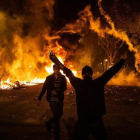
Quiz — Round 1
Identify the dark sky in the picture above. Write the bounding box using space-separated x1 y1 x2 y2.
54 0 140 27
0 0 140 31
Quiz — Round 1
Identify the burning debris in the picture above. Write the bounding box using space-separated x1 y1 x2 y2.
0 78 15 90
0 77 45 90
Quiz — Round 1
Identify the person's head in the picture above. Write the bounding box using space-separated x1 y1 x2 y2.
82 65 93 80
53 64 60 74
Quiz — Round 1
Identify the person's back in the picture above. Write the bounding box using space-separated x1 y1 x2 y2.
49 52 127 139
72 77 106 119
62 57 126 118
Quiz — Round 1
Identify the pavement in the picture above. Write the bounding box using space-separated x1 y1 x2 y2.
0 84 140 140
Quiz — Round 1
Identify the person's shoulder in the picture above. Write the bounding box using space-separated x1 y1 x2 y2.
92 76 101 82
77 77 83 82
92 76 105 86
46 74 54 79
61 74 66 79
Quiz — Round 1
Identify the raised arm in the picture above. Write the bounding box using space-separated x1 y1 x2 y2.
100 52 127 85
49 51 76 81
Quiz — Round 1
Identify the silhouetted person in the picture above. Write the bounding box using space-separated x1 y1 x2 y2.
49 52 127 140
37 64 67 140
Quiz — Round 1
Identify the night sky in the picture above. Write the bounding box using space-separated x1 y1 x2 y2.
0 0 140 31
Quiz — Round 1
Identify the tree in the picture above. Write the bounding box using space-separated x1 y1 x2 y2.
98 34 124 66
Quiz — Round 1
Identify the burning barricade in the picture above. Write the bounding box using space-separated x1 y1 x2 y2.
0 77 45 90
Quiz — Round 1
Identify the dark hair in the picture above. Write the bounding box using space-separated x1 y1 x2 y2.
82 65 93 75
53 64 60 70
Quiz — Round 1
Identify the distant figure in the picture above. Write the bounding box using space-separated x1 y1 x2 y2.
37 64 67 140
49 52 127 140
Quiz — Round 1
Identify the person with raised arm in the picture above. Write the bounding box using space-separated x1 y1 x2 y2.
49 51 127 140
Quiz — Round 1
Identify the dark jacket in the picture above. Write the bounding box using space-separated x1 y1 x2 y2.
38 73 67 102
63 59 125 119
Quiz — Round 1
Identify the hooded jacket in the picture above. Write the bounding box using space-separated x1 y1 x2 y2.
63 59 125 119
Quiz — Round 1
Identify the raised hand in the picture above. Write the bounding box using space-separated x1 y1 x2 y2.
49 51 57 62
121 52 127 60
49 51 65 70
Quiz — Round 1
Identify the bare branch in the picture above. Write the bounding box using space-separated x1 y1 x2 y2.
98 34 124 64
119 41 124 49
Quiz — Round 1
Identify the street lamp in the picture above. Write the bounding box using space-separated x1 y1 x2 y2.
104 59 108 70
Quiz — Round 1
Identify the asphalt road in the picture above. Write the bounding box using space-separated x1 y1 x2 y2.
0 84 140 140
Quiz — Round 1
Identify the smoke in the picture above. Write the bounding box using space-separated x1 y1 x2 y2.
108 69 140 87
97 0 139 71
56 0 140 69
0 0 140 86
51 0 140 86
0 0 55 80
